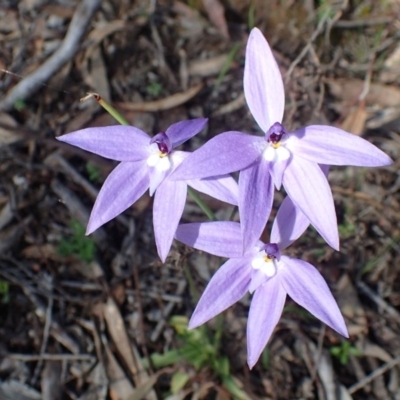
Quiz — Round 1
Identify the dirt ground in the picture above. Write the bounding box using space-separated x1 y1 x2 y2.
0 0 400 399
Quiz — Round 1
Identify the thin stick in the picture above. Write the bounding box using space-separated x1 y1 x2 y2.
31 291 53 386
0 0 102 111
7 354 95 361
357 281 400 323
348 356 400 394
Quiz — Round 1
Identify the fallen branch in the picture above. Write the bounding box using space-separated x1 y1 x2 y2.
115 84 203 112
0 0 102 112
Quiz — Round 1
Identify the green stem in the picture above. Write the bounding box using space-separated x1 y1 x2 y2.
83 93 130 126
187 187 216 221
184 264 199 302
83 94 218 223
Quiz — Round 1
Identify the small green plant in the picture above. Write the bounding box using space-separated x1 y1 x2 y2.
330 341 361 365
58 220 96 263
213 43 241 93
85 162 102 183
0 281 10 304
248 1 256 30
14 99 27 111
338 217 356 239
284 304 314 320
316 0 336 23
145 315 250 399
261 347 271 370
146 81 163 97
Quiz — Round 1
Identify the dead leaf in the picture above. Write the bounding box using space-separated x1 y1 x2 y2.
116 84 203 112
316 350 338 400
126 374 159 400
360 342 393 363
0 201 13 231
326 78 400 108
78 363 107 400
22 244 64 262
366 107 400 130
340 102 368 135
88 20 126 47
172 1 207 38
379 44 400 83
0 113 23 147
202 0 229 39
189 54 233 77
41 360 62 400
103 338 136 400
0 380 41 400
82 45 111 102
212 93 245 116
336 274 368 336
103 297 140 379
102 297 156 400
191 382 215 400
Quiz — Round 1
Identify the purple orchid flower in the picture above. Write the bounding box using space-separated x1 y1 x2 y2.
175 207 348 368
57 119 239 262
171 28 393 252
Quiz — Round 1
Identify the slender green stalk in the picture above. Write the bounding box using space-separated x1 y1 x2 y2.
83 94 217 221
184 264 199 302
81 93 130 126
213 43 241 94
248 0 256 30
188 187 216 221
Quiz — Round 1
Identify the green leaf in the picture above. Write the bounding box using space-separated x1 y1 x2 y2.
170 371 190 394
261 347 271 370
146 81 163 97
86 162 102 183
14 99 26 111
222 376 251 400
58 220 96 263
213 356 230 378
148 350 182 368
0 280 10 304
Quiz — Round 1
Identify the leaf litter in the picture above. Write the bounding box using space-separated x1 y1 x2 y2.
0 0 399 399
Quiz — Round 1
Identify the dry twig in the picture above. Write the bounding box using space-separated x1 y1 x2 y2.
348 356 400 394
0 0 102 111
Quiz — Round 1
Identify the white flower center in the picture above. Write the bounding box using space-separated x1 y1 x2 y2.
251 254 277 277
147 143 172 171
146 144 173 196
262 143 291 162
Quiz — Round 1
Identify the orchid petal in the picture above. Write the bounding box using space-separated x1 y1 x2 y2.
271 196 309 250
283 157 339 250
248 268 269 293
148 158 171 196
247 278 286 368
187 175 239 206
280 256 348 337
153 179 187 262
166 118 208 148
269 156 290 190
286 125 393 167
175 222 243 258
87 161 149 234
271 165 330 248
263 146 275 161
239 160 274 251
189 257 252 329
244 28 285 132
169 150 189 170
170 132 263 181
57 126 151 161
